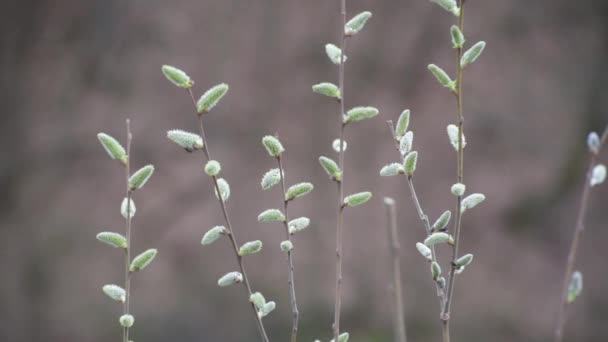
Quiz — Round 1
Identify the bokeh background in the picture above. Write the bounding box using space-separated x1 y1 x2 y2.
2 0 608 341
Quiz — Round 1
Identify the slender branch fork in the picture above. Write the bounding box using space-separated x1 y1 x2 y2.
186 89 270 342
276 156 300 342
385 198 408 342
554 126 608 342
333 0 348 340
123 119 133 342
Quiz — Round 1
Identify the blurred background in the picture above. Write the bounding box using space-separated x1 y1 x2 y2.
1 0 608 341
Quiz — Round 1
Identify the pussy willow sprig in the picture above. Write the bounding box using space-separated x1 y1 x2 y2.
161 66 272 342
96 119 158 342
312 4 376 342
380 1 487 341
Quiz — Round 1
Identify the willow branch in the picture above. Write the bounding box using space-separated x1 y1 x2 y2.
385 198 407 342
123 119 133 342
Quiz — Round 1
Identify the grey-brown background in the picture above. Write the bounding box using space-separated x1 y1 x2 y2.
2 0 608 341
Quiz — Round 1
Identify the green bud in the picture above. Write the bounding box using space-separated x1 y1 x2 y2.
455 253 474 267
430 0 460 16
119 314 134 328
215 178 231 202
161 65 192 88
288 217 310 234
102 284 126 302
330 332 350 342
130 248 158 272
258 301 276 318
167 129 204 151
280 240 293 252
344 191 372 207
404 151 418 176
325 44 347 65
121 197 136 219
250 292 266 309
258 209 285 222
343 106 379 123
567 271 583 303
319 156 342 181
399 131 414 155
395 109 410 139
201 226 226 245
447 124 466 151
588 132 600 154
431 261 442 280
239 240 263 256
424 232 454 246
450 25 465 48
345 11 372 36
591 164 606 187
97 133 127 164
96 232 127 249
432 210 451 232
428 64 455 90
332 139 347 153
461 193 486 212
380 163 405 177
217 271 243 287
196 83 229 113
451 183 466 196
416 242 432 261
461 41 486 68
204 160 221 176
262 135 284 157
286 182 314 201
129 164 154 190
261 168 282 190
312 82 341 99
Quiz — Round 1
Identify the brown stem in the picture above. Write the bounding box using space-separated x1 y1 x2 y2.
187 88 270 342
384 198 407 342
276 157 300 342
554 126 608 342
123 119 133 342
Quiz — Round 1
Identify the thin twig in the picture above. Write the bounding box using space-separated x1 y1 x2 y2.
333 0 348 341
554 126 608 342
441 2 466 341
123 119 133 342
186 88 270 342
276 156 300 342
384 198 407 342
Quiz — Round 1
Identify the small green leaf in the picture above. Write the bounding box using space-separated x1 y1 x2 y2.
428 64 455 90
450 25 465 48
431 261 442 280
258 209 285 222
102 284 126 302
345 11 372 35
96 232 127 248
204 160 221 177
432 210 451 232
424 232 454 246
215 178 231 202
399 131 414 155
567 271 583 303
395 109 411 140
97 133 127 164
167 129 204 151
280 240 293 252
461 41 486 68
250 292 266 309
121 197 136 219
130 249 158 272
447 124 466 151
404 151 418 176
218 271 243 287
451 183 466 196
330 332 350 342
461 193 486 212
201 226 226 245
196 83 229 113
325 44 347 65
344 191 372 207
343 106 379 123
286 182 314 201
129 164 154 190
430 0 460 16
119 314 134 328
319 156 342 181
312 82 341 99
239 240 263 256
591 164 606 187
455 253 474 267
288 217 310 234
262 136 284 157
416 242 432 260
380 163 405 177
161 65 192 88
258 301 276 318
261 168 282 190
